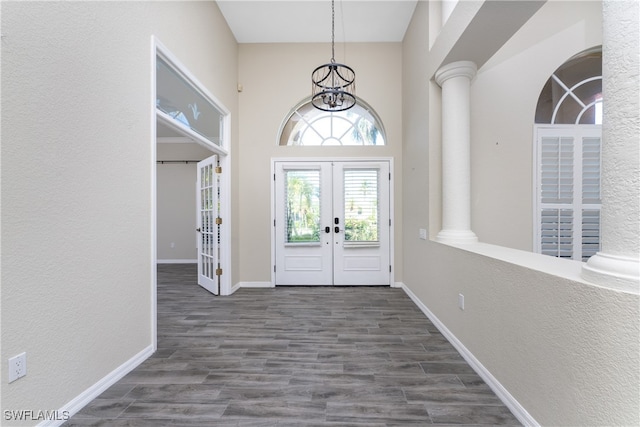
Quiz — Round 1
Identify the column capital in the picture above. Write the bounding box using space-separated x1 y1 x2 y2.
435 61 477 86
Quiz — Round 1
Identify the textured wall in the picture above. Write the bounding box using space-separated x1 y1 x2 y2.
1 1 238 419
600 0 640 256
403 1 639 425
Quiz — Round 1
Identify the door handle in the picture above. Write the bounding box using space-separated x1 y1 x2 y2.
335 226 340 233
325 226 331 233
196 228 201 232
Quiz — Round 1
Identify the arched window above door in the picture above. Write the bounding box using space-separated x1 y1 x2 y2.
278 98 386 146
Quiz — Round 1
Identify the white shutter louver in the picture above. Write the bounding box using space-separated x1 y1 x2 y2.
582 136 601 204
343 169 379 242
540 136 574 204
581 209 600 261
540 209 574 259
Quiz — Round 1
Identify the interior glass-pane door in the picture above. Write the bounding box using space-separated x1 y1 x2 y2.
333 162 390 285
197 155 218 294
274 162 332 285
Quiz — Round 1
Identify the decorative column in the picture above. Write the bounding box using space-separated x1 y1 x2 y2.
582 0 640 293
435 61 478 244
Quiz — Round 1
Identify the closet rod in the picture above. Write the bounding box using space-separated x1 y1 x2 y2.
156 160 201 164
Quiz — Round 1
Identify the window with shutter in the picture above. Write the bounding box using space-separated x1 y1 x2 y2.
534 47 602 262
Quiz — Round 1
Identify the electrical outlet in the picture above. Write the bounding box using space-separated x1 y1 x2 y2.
458 294 465 310
8 352 27 383
419 228 427 240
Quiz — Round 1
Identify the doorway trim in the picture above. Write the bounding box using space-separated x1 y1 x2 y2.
270 157 395 287
151 36 233 349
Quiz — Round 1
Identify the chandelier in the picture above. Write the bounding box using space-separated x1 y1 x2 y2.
311 0 356 112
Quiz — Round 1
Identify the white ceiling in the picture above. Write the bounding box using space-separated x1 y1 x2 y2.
216 0 419 43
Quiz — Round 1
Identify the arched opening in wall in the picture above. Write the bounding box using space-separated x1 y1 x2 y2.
278 97 386 146
533 47 602 262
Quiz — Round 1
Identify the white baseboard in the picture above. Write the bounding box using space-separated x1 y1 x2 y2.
157 259 197 264
39 345 154 427
238 281 274 288
399 283 539 427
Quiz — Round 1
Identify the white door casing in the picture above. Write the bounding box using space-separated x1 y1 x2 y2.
274 159 391 286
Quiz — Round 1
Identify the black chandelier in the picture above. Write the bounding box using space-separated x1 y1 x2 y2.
311 0 356 112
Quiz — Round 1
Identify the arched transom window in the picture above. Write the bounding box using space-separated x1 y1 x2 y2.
279 98 386 146
535 48 602 125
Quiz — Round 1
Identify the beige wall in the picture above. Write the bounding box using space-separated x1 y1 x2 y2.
237 43 403 283
1 0 238 419
403 1 639 425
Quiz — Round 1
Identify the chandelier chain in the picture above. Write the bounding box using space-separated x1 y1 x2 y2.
331 0 335 62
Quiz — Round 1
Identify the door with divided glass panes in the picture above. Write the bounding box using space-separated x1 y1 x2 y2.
196 155 219 295
274 161 390 286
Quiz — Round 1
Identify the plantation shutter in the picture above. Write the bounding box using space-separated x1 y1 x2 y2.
535 126 601 261
343 168 379 242
581 135 601 261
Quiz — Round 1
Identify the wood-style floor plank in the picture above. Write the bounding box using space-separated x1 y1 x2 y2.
65 264 520 426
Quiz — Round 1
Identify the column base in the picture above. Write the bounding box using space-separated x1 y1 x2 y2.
436 229 478 245
582 252 640 294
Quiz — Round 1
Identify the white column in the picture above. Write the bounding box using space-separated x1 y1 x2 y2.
582 0 640 293
435 61 478 244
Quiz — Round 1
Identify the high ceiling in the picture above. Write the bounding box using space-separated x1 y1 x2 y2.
216 0 419 43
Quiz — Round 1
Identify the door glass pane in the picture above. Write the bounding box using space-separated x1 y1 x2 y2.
343 169 379 242
285 170 321 243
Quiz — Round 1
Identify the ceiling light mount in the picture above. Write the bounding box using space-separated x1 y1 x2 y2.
311 0 356 112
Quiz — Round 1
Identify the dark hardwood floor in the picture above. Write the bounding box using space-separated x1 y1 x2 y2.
65 264 520 426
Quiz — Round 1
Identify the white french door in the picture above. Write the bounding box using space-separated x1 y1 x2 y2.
196 155 219 294
274 160 391 286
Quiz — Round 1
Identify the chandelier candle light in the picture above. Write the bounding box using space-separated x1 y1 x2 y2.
311 0 356 111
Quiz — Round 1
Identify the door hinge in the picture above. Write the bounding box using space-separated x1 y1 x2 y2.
215 166 222 174
215 217 222 225
389 265 392 273
274 265 276 272
274 219 276 227
389 172 391 180
274 173 276 181
216 268 223 276
389 219 391 226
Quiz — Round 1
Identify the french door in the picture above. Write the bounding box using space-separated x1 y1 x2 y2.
196 155 219 294
274 160 391 286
